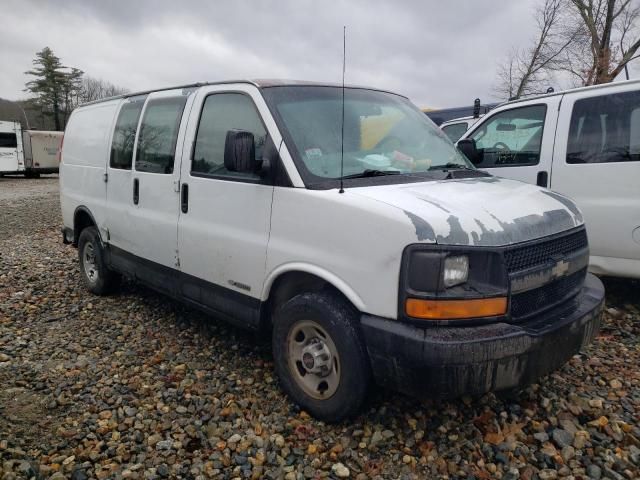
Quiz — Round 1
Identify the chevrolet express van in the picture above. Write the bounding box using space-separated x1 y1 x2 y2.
440 115 483 142
457 79 640 279
60 80 604 421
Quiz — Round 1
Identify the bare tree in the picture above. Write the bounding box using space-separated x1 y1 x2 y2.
495 0 640 99
559 0 640 84
76 76 128 105
495 0 573 99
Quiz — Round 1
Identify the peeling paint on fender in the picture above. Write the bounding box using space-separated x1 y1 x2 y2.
437 215 470 245
403 210 436 242
541 190 584 223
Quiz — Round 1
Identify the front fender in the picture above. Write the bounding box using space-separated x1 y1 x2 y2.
261 262 367 312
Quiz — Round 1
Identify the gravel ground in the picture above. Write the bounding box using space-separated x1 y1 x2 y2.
1 177 639 480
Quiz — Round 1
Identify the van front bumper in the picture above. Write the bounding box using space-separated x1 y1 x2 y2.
360 273 604 398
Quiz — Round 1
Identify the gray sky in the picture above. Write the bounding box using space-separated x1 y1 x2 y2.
1 0 636 109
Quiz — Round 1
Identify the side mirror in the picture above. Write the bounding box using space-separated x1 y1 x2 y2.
457 138 481 165
224 129 257 173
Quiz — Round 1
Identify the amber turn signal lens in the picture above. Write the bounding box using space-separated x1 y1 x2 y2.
405 297 507 320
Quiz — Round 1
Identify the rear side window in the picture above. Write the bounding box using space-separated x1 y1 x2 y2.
567 90 640 164
470 105 546 167
441 122 468 142
110 96 146 169
0 132 17 148
135 97 187 174
192 93 267 179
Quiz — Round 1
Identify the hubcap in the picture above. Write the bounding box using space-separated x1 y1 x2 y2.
287 320 340 399
83 242 99 283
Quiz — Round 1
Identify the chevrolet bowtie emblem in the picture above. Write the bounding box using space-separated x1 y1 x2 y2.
551 259 569 278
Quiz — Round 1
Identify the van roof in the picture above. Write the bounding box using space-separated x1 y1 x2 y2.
80 79 407 107
441 115 477 124
502 77 640 106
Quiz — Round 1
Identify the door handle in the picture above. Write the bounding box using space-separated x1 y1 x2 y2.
181 183 189 213
536 171 548 188
133 178 139 205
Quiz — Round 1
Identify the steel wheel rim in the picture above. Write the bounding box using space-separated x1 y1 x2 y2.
83 242 99 283
286 320 340 400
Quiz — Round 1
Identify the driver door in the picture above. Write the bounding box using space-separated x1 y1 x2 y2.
462 99 559 186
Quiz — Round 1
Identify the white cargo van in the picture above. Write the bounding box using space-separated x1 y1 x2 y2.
457 79 640 279
0 120 62 176
60 80 604 421
440 115 483 142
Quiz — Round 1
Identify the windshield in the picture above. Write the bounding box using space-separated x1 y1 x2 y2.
261 86 472 186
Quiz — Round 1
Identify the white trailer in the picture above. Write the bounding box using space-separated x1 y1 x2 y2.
22 130 63 175
0 120 62 176
0 120 24 174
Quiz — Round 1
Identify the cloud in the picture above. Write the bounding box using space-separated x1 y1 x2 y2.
2 0 546 108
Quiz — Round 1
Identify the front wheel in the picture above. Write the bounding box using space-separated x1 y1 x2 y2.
272 291 371 422
77 226 119 295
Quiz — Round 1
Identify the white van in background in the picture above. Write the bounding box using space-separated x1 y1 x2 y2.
60 80 603 421
457 79 640 279
0 120 62 177
440 115 484 142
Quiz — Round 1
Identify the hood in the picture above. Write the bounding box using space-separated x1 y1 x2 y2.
350 176 584 246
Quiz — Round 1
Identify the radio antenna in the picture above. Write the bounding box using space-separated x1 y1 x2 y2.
339 26 346 194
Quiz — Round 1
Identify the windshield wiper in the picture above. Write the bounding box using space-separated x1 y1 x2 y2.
342 169 401 179
429 162 475 171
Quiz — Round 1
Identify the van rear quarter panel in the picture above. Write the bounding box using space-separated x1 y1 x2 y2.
60 101 119 233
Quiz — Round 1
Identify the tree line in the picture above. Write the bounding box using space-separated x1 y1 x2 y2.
4 47 128 131
495 0 640 100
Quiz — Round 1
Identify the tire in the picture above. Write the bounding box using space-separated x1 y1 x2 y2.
77 226 119 295
272 291 371 422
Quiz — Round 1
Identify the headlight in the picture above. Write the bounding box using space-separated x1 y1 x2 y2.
401 246 509 323
443 255 469 287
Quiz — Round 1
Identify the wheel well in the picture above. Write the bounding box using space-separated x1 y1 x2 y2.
73 209 96 245
265 272 353 327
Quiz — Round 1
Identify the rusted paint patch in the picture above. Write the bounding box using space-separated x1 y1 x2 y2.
403 210 436 241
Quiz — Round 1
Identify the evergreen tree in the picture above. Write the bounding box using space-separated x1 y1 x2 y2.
24 47 81 130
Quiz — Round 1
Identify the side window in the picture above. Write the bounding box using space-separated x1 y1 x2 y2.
110 96 146 169
441 122 468 142
567 90 640 164
192 93 267 179
135 97 187 174
0 133 18 149
470 105 546 167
